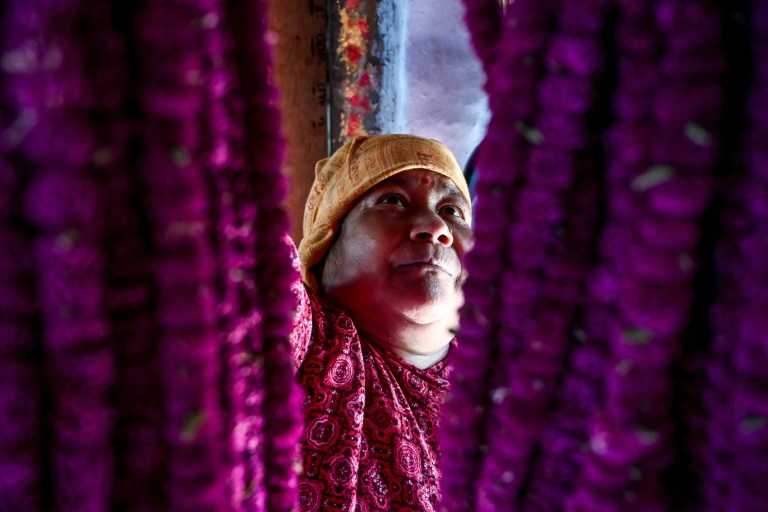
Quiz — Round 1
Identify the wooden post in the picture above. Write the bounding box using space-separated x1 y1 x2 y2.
268 0 329 242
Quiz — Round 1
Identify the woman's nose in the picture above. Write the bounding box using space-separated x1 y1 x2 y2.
410 210 453 247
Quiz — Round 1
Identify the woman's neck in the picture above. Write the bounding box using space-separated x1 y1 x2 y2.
392 342 450 370
357 315 454 369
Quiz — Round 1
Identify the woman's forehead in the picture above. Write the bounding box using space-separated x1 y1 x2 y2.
347 168 473 225
377 169 462 195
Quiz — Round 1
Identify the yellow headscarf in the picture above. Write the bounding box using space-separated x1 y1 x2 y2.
298 134 471 290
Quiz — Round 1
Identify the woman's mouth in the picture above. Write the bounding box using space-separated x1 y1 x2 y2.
397 261 453 276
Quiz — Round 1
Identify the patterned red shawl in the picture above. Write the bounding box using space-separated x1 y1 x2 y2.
290 278 452 511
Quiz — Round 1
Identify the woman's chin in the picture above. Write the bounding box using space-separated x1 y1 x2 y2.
387 278 459 324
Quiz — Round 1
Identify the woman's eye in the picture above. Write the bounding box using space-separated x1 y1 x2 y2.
439 204 464 219
378 193 406 206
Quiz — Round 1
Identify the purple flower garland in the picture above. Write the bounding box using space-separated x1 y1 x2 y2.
449 0 732 510
440 1 564 509
227 2 305 509
201 1 303 509
461 0 505 78
441 1 611 510
473 0 609 510
200 3 268 509
82 4 171 509
703 2 768 510
6 0 120 510
513 4 613 507
136 1 230 508
1 0 304 509
0 77 43 512
0 167 42 510
532 0 673 508
565 1 724 510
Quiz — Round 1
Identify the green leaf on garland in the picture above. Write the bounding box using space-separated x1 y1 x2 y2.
244 479 256 499
636 428 659 445
685 122 712 147
679 253 695 272
631 165 675 191
615 360 633 376
92 147 113 166
201 12 220 29
172 146 191 167
623 328 654 344
740 416 767 434
180 411 206 442
55 229 79 250
515 121 543 145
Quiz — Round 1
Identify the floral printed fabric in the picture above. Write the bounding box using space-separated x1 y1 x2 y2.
289 276 451 511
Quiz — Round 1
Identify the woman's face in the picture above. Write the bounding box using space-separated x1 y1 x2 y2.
321 169 472 328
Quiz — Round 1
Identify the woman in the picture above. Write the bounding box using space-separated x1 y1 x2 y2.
287 134 472 511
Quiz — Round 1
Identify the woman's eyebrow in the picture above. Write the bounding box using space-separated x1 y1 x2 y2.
442 189 470 209
376 175 468 208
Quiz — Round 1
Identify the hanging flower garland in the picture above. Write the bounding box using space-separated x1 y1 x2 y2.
0 2 45 508
474 0 609 509
520 0 668 507
440 0 561 509
5 0 120 509
512 1 613 508
229 1 305 509
199 3 268 509
136 1 230 508
461 0 505 78
0 95 43 512
247 0 304 511
703 2 768 509
565 1 724 510
1 0 300 510
0 159 42 508
449 0 730 510
78 3 172 509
